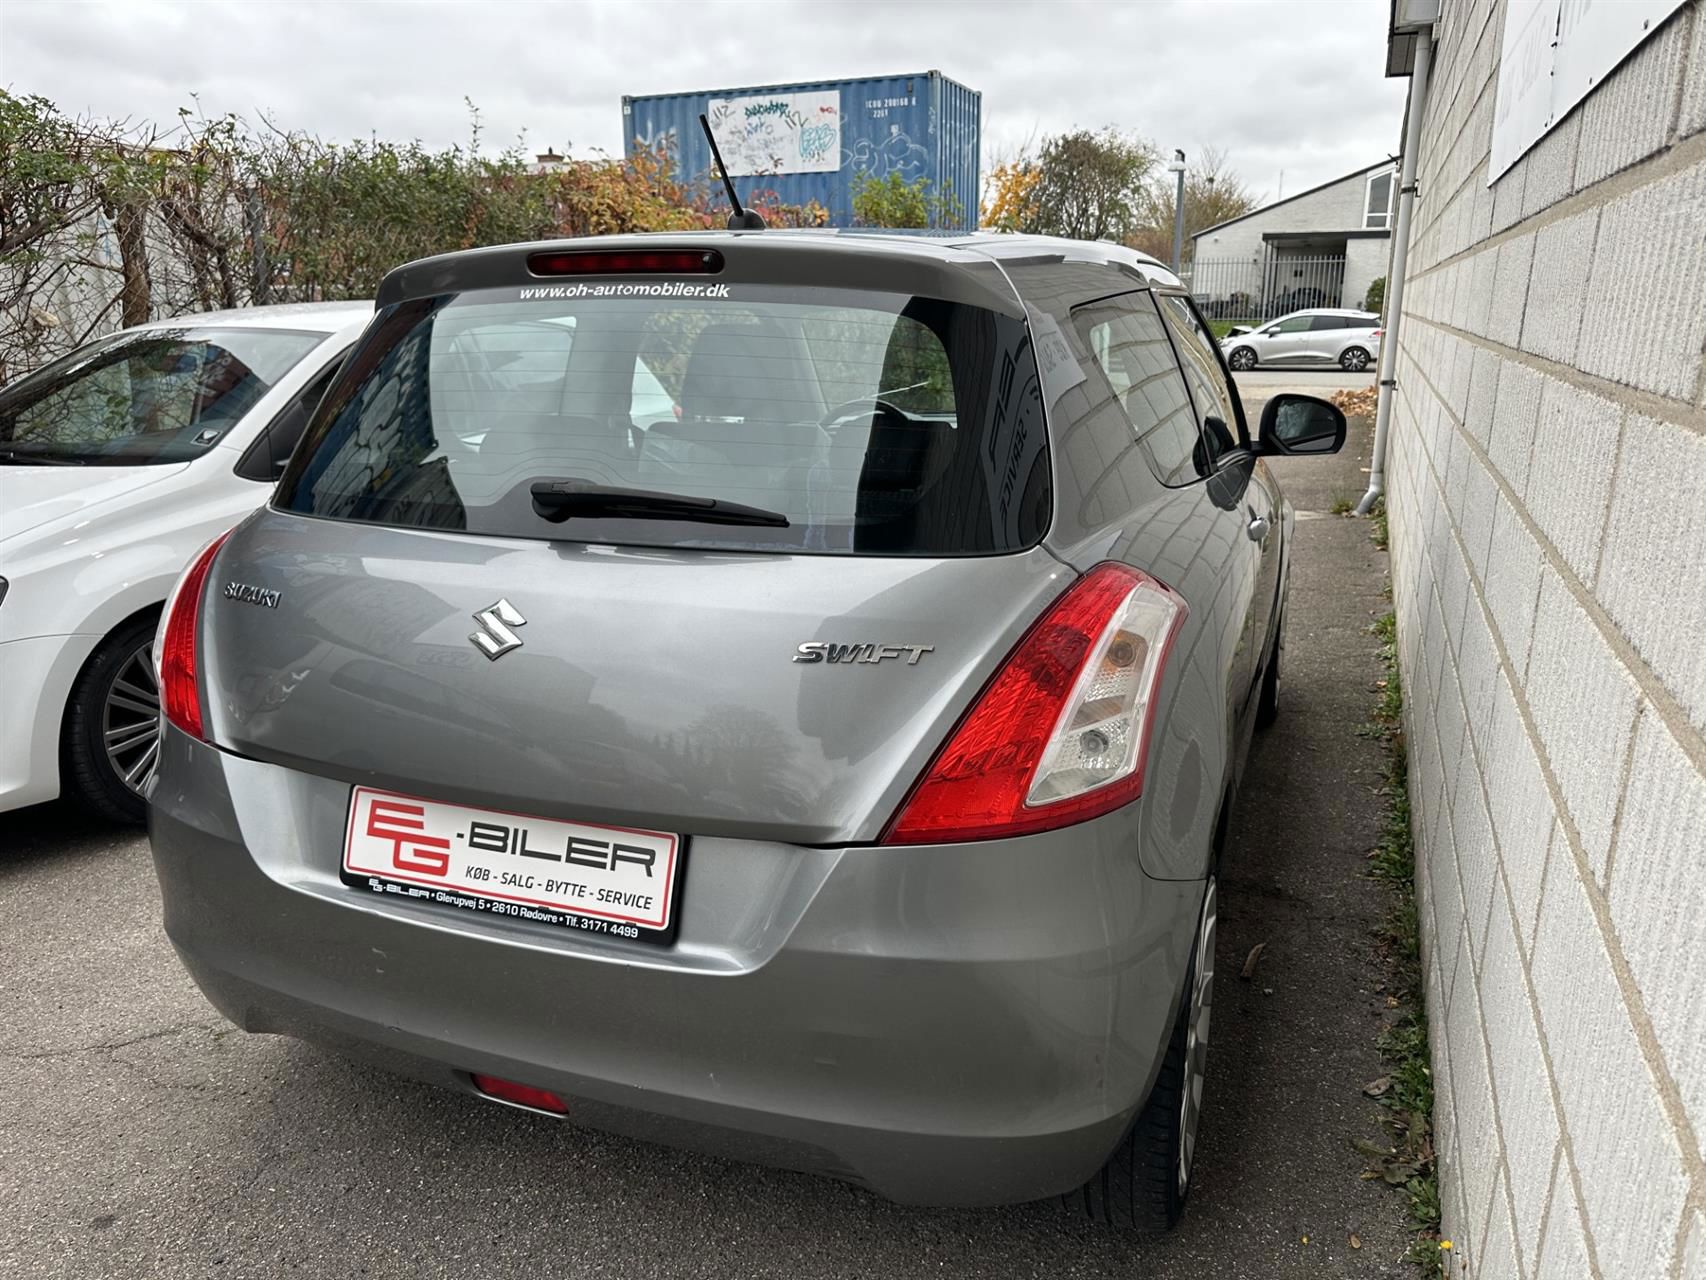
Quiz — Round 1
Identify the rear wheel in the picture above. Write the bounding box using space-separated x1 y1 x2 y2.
1227 346 1256 372
1339 345 1370 372
1076 876 1217 1232
63 615 160 825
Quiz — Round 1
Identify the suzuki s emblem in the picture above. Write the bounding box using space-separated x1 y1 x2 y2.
470 599 526 661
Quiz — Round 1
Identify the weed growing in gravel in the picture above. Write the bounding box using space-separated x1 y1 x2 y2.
1363 610 1443 1276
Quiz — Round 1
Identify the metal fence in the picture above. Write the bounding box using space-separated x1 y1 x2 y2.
1182 254 1351 322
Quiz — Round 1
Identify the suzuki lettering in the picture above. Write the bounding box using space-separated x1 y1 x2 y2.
470 598 526 660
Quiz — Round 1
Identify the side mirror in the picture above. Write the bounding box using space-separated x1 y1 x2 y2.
1259 394 1346 456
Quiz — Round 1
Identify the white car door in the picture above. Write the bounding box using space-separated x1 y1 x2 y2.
1256 314 1313 365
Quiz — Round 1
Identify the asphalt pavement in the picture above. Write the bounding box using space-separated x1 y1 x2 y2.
0 372 1409 1279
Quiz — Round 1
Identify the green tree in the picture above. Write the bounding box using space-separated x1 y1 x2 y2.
850 170 961 228
1363 276 1386 314
1022 128 1158 241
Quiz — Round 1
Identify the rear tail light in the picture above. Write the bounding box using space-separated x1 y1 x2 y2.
1371 329 1384 339
156 530 232 742
526 249 723 276
883 563 1187 845
472 1073 569 1115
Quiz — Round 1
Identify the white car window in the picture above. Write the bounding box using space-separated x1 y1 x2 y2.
0 327 323 465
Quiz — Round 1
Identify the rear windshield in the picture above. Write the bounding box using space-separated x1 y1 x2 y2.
275 287 1049 555
0 327 323 466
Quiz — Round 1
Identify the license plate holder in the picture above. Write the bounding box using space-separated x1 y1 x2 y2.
340 786 683 946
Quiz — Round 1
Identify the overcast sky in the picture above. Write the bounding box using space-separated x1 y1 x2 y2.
2 0 1405 207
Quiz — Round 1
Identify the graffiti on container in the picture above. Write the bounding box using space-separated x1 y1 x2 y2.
706 91 841 175
632 121 679 156
842 125 929 181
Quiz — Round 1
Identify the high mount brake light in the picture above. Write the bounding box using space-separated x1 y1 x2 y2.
882 563 1187 845
158 530 232 742
525 249 724 277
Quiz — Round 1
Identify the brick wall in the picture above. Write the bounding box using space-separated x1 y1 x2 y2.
1385 1 1706 1276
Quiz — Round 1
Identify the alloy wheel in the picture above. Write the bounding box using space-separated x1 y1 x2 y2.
1229 348 1255 371
1178 874 1217 1194
102 641 161 796
1341 347 1370 372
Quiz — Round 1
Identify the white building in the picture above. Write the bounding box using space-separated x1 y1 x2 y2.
1188 160 1395 319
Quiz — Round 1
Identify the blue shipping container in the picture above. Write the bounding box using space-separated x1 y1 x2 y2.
622 71 981 230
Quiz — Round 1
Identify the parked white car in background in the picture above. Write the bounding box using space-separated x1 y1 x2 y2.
1221 309 1382 372
0 301 372 821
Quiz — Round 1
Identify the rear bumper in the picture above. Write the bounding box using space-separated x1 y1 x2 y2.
148 730 1203 1207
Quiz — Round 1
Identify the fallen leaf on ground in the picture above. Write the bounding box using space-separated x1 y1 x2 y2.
1240 942 1267 980
1353 1137 1394 1158
1363 1075 1391 1098
1330 386 1380 416
1350 1234 1362 1249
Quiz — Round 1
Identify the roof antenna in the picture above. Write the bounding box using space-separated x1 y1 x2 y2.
699 114 766 230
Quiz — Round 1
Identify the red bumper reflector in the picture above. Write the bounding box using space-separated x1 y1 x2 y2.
525 249 723 276
471 1073 569 1115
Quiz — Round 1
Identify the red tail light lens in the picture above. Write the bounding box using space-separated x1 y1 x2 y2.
526 249 723 276
158 531 232 742
883 563 1187 845
1371 329 1384 338
472 1073 569 1115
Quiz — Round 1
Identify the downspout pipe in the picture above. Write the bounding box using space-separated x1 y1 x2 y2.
1356 30 1433 516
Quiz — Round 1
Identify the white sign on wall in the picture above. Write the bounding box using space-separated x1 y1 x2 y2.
1489 0 1688 181
706 91 842 176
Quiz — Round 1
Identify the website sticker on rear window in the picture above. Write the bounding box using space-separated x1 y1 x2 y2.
517 282 732 301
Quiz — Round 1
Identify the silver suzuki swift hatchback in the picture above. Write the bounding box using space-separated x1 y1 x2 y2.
149 231 1345 1231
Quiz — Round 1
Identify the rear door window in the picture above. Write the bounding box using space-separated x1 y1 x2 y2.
1071 293 1205 488
276 288 1048 556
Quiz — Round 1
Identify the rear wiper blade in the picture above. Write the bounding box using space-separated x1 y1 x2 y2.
529 479 789 528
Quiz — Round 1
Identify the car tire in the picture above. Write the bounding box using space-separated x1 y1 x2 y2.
1074 876 1217 1233
1227 347 1256 372
1255 610 1282 730
62 614 161 825
1339 346 1370 372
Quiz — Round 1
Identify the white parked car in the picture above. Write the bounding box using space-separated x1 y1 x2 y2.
0 302 372 821
1221 309 1382 373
